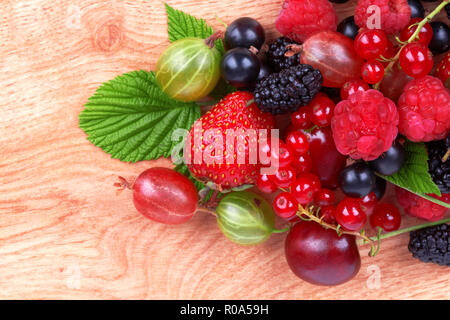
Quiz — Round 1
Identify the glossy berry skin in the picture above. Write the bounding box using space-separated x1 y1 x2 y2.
369 143 406 176
260 140 294 168
271 166 296 188
407 0 425 19
337 16 359 40
339 162 376 198
308 93 335 127
273 192 299 220
285 220 361 286
304 127 347 189
314 188 335 206
399 43 434 79
435 52 450 88
256 173 277 194
335 197 367 231
286 131 309 155
320 205 336 224
300 31 364 88
224 17 265 50
370 203 402 232
133 168 198 225
361 61 385 84
354 29 389 61
399 18 433 46
221 48 261 88
359 192 378 216
373 176 387 200
291 108 312 130
428 22 449 55
292 154 313 174
341 79 369 100
292 173 321 205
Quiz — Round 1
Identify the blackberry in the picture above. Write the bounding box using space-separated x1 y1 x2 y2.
266 37 301 72
426 134 450 194
254 65 323 115
408 223 450 267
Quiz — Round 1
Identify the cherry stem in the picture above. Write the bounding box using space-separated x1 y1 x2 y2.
373 0 450 89
205 31 224 48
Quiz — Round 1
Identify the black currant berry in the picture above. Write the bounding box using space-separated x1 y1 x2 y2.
337 16 359 40
369 144 406 176
408 0 425 19
429 22 449 54
224 17 265 50
373 177 387 201
221 48 261 88
255 61 271 83
339 162 376 198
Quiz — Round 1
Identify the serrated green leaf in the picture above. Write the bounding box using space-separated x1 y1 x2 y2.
379 141 441 197
164 3 225 54
79 70 200 163
174 162 205 191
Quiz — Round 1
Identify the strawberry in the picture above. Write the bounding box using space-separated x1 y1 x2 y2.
185 91 275 190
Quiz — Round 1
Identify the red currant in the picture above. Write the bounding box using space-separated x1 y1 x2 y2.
308 93 335 127
399 43 434 78
361 61 385 84
286 131 309 155
354 29 389 60
399 18 433 46
319 205 336 224
370 203 401 232
335 197 367 231
271 166 296 188
314 188 335 206
292 153 312 174
341 79 370 100
260 140 294 168
273 192 299 219
256 173 277 194
359 192 378 216
291 173 321 205
291 107 312 130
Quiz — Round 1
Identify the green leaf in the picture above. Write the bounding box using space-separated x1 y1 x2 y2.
164 3 225 54
379 141 441 197
174 162 205 191
79 70 200 163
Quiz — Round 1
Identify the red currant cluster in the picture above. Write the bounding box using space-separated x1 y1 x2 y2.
256 92 402 234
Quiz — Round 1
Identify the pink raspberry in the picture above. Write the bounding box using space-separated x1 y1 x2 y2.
355 0 411 34
331 89 399 161
275 0 337 43
398 76 450 142
396 187 450 221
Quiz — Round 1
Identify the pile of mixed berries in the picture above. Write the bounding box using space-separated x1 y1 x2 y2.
122 0 450 286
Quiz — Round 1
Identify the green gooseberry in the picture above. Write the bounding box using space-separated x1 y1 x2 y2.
216 191 276 245
155 36 221 102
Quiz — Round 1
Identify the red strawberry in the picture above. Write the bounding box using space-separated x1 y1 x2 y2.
436 52 450 89
185 92 275 190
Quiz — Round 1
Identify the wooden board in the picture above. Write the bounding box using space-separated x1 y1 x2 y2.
0 0 448 300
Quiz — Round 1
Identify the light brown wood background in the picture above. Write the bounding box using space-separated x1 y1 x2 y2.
0 0 448 300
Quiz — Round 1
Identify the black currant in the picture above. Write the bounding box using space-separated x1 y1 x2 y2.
339 162 376 198
221 48 261 88
369 144 406 176
429 22 449 54
407 0 425 19
224 17 265 50
337 16 359 40
256 61 271 83
373 177 387 201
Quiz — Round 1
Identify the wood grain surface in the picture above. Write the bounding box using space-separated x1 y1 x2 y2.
0 0 448 300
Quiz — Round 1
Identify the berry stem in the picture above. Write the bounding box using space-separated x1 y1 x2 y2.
205 31 224 48
369 217 450 241
272 226 290 234
374 0 450 89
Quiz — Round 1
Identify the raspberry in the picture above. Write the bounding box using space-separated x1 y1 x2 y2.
186 92 275 190
396 187 450 222
397 76 450 142
275 0 338 43
331 89 399 161
355 0 411 35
